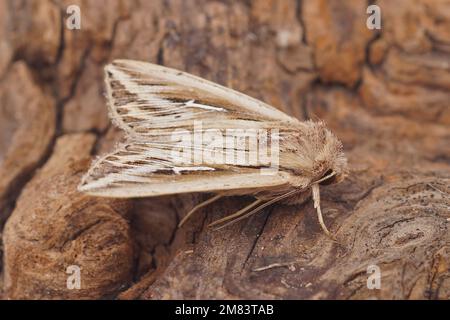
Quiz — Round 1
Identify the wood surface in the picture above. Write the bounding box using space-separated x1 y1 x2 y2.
0 0 449 299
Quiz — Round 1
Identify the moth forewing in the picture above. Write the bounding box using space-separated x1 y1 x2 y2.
79 59 348 237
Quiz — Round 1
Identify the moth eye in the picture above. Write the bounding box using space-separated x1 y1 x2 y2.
319 169 336 186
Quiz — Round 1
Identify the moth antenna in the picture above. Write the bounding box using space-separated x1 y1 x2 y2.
178 194 223 227
312 184 337 241
212 189 300 231
208 199 264 228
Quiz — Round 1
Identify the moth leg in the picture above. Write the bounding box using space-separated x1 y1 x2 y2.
211 199 272 231
178 194 223 227
208 199 263 229
312 184 337 241
212 189 300 231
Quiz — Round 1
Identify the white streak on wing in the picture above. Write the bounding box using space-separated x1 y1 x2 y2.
123 166 162 175
185 99 226 112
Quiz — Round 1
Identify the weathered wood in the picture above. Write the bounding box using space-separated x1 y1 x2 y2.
0 0 449 299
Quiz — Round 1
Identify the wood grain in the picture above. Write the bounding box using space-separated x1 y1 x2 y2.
0 0 449 299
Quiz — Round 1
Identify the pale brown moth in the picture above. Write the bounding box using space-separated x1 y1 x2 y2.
78 60 348 238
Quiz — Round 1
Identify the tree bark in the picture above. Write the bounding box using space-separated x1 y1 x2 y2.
0 0 449 299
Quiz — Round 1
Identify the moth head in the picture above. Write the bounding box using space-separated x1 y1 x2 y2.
313 123 348 186
294 121 348 187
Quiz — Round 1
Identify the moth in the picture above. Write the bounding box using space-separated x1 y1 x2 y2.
78 60 348 238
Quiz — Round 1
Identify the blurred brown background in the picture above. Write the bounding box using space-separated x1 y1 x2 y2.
0 0 449 299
